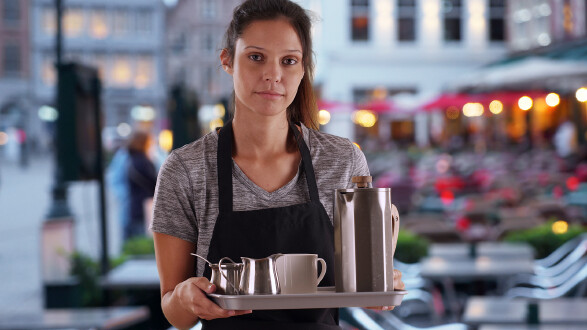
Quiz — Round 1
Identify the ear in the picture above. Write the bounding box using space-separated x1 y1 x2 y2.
220 49 233 75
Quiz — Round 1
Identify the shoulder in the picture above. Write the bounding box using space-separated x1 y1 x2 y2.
158 132 217 179
303 125 356 154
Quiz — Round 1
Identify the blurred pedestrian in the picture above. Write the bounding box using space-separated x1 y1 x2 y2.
106 143 131 242
126 130 158 240
553 119 578 171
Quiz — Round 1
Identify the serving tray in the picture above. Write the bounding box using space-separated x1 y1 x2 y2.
208 287 407 310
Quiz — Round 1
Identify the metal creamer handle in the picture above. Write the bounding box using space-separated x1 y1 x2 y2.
218 257 240 295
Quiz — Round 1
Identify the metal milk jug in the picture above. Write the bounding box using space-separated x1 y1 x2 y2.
333 176 400 292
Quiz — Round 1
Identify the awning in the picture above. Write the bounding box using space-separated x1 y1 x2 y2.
422 90 549 110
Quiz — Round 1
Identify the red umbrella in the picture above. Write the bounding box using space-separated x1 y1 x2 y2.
422 93 471 111
356 99 395 113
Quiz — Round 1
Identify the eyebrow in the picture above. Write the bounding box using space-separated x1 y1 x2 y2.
244 45 302 54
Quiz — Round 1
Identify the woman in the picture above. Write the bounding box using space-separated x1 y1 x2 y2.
152 1 404 329
126 130 157 240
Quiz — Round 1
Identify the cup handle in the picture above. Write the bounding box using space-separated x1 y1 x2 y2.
316 258 327 285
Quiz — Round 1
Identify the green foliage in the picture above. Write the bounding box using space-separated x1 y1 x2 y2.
395 229 430 263
503 220 587 259
122 236 155 256
69 251 102 307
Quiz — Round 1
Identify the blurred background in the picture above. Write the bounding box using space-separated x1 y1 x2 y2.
1 0 587 329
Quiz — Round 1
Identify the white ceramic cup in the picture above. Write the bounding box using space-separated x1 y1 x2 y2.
276 254 327 294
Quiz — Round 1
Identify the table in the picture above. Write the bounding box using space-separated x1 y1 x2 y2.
420 256 534 318
429 242 534 260
480 326 587 330
420 256 534 280
0 306 149 330
101 258 160 289
464 296 587 327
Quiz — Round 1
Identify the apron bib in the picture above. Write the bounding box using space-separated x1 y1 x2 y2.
201 120 340 330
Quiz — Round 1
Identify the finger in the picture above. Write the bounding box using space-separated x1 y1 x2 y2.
232 310 253 316
193 277 216 294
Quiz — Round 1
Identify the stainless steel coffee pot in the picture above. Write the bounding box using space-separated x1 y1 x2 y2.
333 176 400 292
239 254 283 295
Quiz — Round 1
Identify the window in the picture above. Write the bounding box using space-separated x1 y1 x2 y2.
90 9 109 39
489 0 505 41
135 9 153 36
112 54 132 86
42 6 56 36
172 33 186 54
64 8 84 37
3 44 21 76
42 54 56 86
397 0 416 42
351 0 370 41
443 0 462 41
135 55 153 89
3 0 20 23
113 9 130 37
202 0 216 19
203 33 215 54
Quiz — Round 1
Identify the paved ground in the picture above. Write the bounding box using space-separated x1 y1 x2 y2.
0 154 123 315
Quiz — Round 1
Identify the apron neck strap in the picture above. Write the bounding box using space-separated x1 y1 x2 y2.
217 120 320 213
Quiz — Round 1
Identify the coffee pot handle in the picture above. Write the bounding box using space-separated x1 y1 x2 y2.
316 257 327 285
218 257 240 295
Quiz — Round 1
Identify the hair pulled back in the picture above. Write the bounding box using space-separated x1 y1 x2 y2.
222 0 318 129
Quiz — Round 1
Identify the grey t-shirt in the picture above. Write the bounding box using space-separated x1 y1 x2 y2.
151 124 370 276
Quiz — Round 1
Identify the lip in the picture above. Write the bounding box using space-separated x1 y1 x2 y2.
256 91 284 100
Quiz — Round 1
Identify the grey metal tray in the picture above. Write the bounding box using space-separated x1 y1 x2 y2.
208 287 407 310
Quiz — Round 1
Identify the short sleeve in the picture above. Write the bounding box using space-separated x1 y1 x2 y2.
348 142 370 188
151 151 198 243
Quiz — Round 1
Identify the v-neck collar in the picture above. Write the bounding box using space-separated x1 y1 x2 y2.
214 123 311 199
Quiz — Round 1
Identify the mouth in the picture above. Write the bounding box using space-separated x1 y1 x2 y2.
255 91 284 100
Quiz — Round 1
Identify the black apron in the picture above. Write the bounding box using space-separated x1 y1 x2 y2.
201 120 340 330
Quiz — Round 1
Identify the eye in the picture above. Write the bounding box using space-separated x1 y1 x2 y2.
282 58 298 65
249 54 263 61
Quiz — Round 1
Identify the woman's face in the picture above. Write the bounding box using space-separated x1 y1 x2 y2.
221 18 304 119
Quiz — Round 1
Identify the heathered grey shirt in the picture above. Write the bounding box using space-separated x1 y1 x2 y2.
151 124 370 276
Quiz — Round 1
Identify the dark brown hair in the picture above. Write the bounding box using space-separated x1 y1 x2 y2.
222 0 318 129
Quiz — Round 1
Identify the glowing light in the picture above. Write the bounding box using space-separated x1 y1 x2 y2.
352 110 377 128
463 103 484 117
518 96 533 110
489 100 503 114
545 93 560 107
446 106 460 119
131 106 156 122
117 122 132 137
567 176 580 191
552 220 568 235
209 118 224 131
159 129 173 153
318 110 331 125
213 104 226 117
0 132 8 145
440 190 454 205
38 105 58 122
353 142 361 150
576 88 587 102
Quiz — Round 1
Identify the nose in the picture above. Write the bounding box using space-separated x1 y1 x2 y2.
263 61 281 83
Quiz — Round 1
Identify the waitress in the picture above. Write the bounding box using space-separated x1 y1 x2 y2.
151 0 404 329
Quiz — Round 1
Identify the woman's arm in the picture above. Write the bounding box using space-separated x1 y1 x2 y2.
154 232 250 329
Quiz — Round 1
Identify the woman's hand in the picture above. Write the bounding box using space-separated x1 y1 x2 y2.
366 269 405 311
175 277 252 320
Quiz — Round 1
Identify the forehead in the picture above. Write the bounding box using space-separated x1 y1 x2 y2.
236 18 303 52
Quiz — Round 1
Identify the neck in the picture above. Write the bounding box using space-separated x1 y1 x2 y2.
232 111 294 158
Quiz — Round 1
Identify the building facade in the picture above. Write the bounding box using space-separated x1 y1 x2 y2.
166 0 241 106
31 0 167 147
307 0 507 144
0 0 31 135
